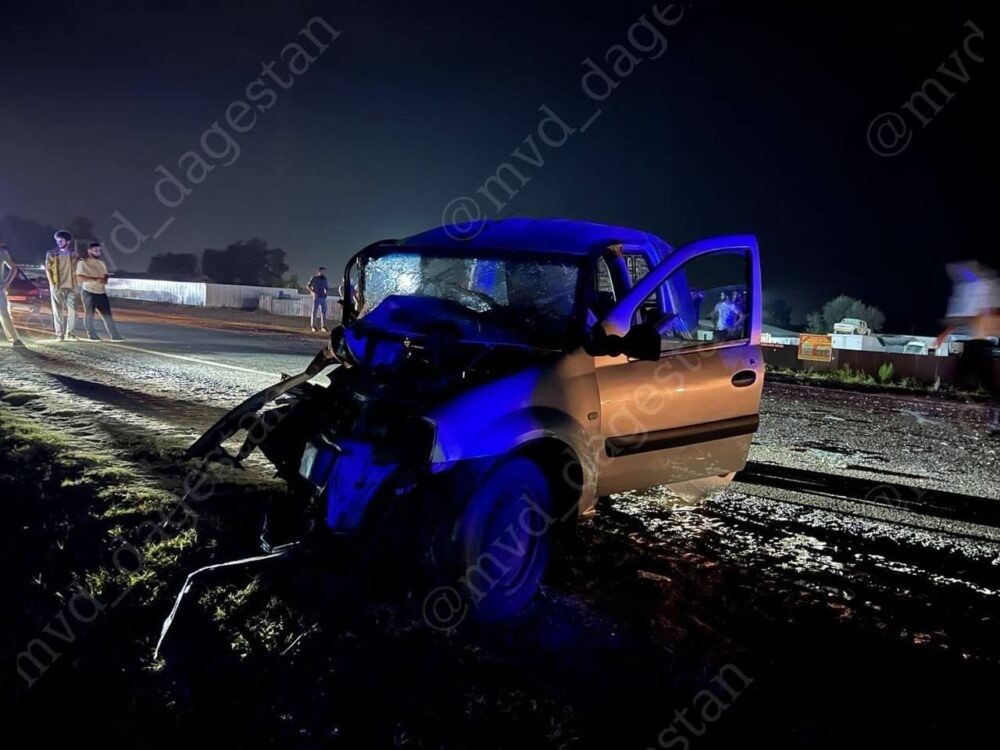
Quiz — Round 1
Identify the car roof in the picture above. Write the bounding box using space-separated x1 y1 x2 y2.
393 218 673 260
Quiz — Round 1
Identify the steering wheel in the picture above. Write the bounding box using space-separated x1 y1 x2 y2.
435 282 498 312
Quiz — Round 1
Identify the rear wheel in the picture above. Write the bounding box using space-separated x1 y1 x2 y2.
454 456 552 622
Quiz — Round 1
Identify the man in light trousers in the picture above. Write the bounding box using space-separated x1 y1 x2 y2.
46 229 78 340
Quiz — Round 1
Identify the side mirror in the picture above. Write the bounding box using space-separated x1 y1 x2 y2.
589 322 660 361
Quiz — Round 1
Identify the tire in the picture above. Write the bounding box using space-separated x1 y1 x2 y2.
454 456 552 622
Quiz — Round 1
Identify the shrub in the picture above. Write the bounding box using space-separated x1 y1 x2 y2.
832 365 875 385
878 362 894 384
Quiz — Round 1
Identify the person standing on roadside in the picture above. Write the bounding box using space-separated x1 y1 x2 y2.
45 230 78 340
338 280 359 316
711 292 735 340
76 242 124 341
307 266 329 332
0 243 25 347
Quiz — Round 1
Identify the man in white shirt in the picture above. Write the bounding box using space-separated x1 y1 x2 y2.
711 291 744 341
76 242 124 341
0 243 25 347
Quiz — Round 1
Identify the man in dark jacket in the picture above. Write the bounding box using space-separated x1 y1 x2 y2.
306 266 329 332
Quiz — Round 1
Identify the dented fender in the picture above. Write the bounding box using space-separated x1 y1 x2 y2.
425 349 601 513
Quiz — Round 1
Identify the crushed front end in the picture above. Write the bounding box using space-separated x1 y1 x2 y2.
185 321 550 554
186 242 581 554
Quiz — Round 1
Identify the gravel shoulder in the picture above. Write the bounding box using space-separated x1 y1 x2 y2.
753 380 999 499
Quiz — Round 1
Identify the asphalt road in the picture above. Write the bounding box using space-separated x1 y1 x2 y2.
4 312 320 415
13 311 319 372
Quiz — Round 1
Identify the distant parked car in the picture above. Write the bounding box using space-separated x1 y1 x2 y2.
833 317 871 335
903 341 929 356
943 332 1000 355
5 267 49 313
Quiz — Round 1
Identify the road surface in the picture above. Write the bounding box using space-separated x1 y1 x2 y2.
4 313 319 435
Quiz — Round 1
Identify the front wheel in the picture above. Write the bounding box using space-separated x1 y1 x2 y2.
454 457 552 622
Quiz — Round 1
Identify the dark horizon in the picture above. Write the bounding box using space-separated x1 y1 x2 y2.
0 0 991 331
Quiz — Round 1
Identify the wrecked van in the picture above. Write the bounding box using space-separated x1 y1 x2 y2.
188 219 764 621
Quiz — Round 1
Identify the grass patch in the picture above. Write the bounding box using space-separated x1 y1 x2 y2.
87 465 137 483
4 394 295 700
830 364 876 385
1 410 78 450
99 485 176 517
766 364 932 391
2 400 207 694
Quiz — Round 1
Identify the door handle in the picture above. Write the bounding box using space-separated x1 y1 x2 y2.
731 370 757 388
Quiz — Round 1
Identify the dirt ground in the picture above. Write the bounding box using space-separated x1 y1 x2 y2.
5 366 999 749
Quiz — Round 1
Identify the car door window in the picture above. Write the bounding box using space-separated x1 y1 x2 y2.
624 252 650 284
594 256 615 295
623 252 661 323
588 256 618 325
634 250 751 352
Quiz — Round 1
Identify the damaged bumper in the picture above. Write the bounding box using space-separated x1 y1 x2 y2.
299 419 438 534
187 349 442 543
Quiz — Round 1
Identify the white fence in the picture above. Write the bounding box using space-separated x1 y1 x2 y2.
258 295 342 321
105 277 344 320
206 283 303 309
107 278 306 310
106 278 208 306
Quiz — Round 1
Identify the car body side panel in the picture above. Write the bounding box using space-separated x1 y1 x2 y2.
593 343 762 495
427 348 602 513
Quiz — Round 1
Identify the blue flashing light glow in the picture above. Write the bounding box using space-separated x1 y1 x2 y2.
429 367 547 463
326 440 396 531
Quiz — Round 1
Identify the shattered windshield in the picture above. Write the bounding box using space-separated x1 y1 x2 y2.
357 251 583 346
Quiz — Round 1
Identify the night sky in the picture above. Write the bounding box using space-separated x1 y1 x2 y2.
0 0 992 330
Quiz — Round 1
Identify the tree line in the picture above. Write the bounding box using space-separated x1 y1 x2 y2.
0 214 293 288
764 294 886 333
148 238 289 287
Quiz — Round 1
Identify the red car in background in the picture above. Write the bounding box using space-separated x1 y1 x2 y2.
5 266 49 313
